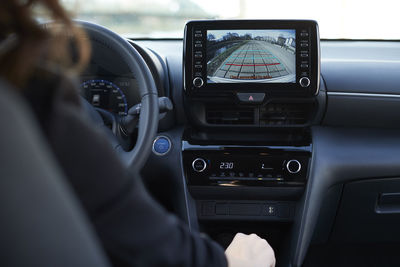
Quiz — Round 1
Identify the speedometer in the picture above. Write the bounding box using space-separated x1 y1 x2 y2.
81 79 128 115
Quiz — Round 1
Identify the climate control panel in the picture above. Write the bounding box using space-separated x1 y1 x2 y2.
182 142 311 187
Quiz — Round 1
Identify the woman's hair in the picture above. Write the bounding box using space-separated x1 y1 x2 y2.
0 0 90 88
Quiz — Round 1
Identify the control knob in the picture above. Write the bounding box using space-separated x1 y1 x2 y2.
192 158 207 172
193 77 204 88
299 77 311 88
286 159 302 174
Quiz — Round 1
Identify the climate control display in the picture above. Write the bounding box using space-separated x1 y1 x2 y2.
183 144 310 187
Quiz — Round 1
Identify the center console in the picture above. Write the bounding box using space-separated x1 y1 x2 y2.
181 19 321 265
182 19 319 185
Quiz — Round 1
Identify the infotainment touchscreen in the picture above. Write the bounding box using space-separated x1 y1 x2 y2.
184 20 320 96
206 29 296 84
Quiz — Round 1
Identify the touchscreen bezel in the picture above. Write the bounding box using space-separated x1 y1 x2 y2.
184 20 320 96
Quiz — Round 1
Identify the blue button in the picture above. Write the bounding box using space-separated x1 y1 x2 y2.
153 136 171 155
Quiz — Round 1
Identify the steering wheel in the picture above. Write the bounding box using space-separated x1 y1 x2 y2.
76 21 159 171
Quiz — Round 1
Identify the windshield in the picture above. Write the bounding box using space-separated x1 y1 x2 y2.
61 0 398 40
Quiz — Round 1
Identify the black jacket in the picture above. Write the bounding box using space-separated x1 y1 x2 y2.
24 71 227 267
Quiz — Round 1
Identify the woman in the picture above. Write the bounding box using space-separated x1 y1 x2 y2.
0 0 275 266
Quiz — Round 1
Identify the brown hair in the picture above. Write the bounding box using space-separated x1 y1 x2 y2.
0 0 90 88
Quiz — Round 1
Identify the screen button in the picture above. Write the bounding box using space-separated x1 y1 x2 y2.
237 93 265 103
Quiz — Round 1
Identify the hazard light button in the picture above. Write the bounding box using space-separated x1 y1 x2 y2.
236 93 265 104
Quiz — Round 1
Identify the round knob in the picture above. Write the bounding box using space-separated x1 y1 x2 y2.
286 159 301 174
192 158 207 172
299 77 310 88
193 77 204 88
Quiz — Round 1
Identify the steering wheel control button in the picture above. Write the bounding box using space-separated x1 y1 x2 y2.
192 158 207 172
237 93 265 104
193 77 204 88
286 159 302 174
152 136 171 156
299 77 311 88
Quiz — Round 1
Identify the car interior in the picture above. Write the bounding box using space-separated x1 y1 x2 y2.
1 1 400 266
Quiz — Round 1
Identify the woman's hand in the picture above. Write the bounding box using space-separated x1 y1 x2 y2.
225 233 276 267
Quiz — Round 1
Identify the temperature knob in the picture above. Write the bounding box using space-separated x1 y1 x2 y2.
192 158 207 172
286 159 302 174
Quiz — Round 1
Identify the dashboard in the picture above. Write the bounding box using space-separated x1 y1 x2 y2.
81 19 400 267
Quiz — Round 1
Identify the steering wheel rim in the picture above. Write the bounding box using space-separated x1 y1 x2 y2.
76 20 159 171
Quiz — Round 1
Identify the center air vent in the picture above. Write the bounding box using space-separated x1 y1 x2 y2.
259 102 314 126
206 106 255 125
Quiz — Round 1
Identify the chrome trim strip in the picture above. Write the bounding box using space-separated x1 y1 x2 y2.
322 58 400 64
327 92 400 98
316 22 321 96
181 141 312 152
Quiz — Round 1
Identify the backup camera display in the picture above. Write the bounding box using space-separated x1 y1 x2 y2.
206 29 296 83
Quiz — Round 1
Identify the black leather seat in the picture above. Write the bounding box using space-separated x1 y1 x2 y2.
0 79 110 267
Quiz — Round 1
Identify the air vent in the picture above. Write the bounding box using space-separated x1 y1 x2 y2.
206 106 255 125
259 102 314 126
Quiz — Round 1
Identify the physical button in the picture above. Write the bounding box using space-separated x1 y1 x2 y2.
299 77 311 88
286 159 302 173
192 158 207 172
265 205 276 216
193 77 204 88
236 93 265 103
152 136 171 156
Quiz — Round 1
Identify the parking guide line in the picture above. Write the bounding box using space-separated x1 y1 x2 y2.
211 41 291 80
226 63 280 67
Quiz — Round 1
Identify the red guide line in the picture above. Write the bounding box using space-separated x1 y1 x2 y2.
226 63 280 67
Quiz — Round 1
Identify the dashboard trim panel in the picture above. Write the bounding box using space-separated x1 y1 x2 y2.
327 91 400 98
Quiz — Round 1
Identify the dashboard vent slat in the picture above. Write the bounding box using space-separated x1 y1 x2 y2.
205 102 314 126
206 107 255 125
259 103 313 126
